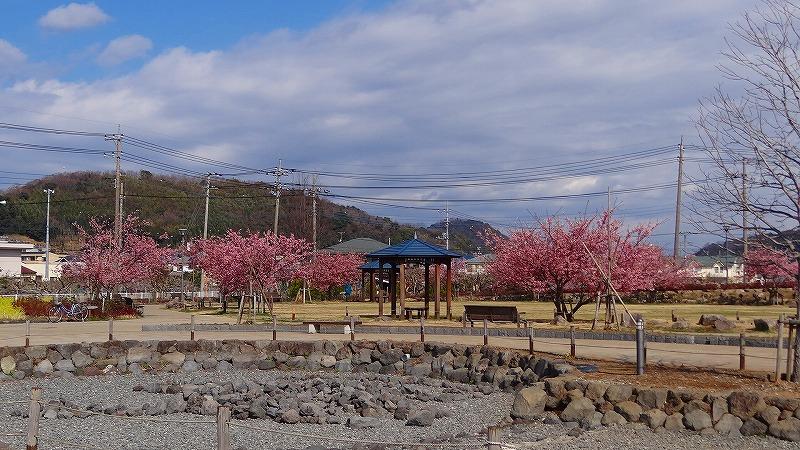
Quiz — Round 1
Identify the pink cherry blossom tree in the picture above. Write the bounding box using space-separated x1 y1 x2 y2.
745 247 798 304
62 215 174 311
191 230 312 320
301 252 363 298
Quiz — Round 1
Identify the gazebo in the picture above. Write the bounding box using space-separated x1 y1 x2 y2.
363 238 462 319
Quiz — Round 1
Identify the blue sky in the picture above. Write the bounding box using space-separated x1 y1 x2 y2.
0 1 760 251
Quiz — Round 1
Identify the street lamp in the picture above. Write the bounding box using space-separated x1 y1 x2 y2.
178 228 188 303
43 189 54 282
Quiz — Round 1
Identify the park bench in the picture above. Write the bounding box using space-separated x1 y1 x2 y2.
122 297 144 315
302 319 363 334
463 305 526 328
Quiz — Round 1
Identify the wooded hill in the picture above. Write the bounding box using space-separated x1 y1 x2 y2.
0 171 499 253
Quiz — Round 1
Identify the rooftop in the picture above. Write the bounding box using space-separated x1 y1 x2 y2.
325 237 388 254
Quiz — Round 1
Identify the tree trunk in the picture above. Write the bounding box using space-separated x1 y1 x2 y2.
792 268 800 382
236 294 245 325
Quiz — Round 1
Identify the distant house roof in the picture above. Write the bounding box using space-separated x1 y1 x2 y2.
693 256 743 268
367 238 462 259
325 238 388 254
0 238 35 250
466 254 495 265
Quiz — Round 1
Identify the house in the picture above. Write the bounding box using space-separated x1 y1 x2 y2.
0 238 35 277
324 237 388 254
20 247 66 280
465 253 495 275
691 256 745 282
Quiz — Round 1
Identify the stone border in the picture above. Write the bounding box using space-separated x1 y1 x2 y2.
142 323 785 348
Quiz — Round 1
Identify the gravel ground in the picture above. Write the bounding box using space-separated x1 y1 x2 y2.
0 370 510 449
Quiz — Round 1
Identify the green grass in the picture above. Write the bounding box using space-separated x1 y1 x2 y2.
0 296 24 320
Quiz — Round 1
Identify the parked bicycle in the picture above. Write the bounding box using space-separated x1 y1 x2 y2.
48 298 89 323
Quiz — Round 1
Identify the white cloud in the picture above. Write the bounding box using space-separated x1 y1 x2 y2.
97 35 153 66
0 39 26 78
38 2 110 31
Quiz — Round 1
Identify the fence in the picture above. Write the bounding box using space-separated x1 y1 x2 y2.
0 387 586 450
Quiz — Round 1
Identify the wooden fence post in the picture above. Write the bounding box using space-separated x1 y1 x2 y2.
349 315 355 341
483 318 488 346
486 426 500 450
25 320 30 347
216 406 231 450
739 333 745 371
786 323 795 378
108 318 114 342
272 315 277 341
776 315 785 382
569 326 576 358
420 315 425 343
527 323 534 355
26 387 41 450
190 314 196 341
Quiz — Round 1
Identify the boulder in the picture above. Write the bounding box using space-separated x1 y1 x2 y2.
201 396 219 415
699 314 726 326
664 413 685 431
510 387 547 419
54 359 76 372
127 347 151 364
24 346 47 361
614 401 643 422
605 385 633 403
683 409 712 431
601 410 627 426
637 389 667 410
711 397 727 423
347 416 378 429
1 356 16 375
757 405 781 425
584 382 607 401
335 359 353 372
670 320 689 330
71 351 93 369
406 409 435 427
281 409 301 424
769 417 800 442
560 398 597 423
728 391 765 419
34 359 53 375
740 418 768 436
714 413 743 436
753 318 778 332
712 318 736 331
320 355 336 368
161 352 186 366
641 409 667 429
181 361 200 373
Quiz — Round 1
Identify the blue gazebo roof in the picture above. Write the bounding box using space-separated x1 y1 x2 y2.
359 261 395 270
366 238 462 259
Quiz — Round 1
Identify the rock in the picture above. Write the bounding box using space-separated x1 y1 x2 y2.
641 409 667 429
605 385 633 403
282 409 301 424
127 347 151 364
335 359 353 372
347 416 378 428
560 398 597 423
201 396 219 415
740 418 768 436
753 318 778 332
714 413 743 436
34 359 53 375
181 361 200 373
161 352 186 366
554 315 568 326
1 356 15 375
614 401 643 422
379 349 404 366
232 352 258 368
664 413 684 431
24 346 47 361
698 314 726 326
287 356 306 368
769 417 800 442
670 320 689 330
728 391 765 419
257 359 276 370
712 318 736 331
585 382 607 401
510 387 547 419
320 355 336 368
601 410 627 426
683 409 712 431
394 404 410 420
217 361 233 371
711 397 727 423
406 409 435 426
70 351 93 369
54 359 76 372
757 405 781 425
637 389 667 410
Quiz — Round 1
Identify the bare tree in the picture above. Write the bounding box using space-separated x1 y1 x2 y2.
691 0 800 381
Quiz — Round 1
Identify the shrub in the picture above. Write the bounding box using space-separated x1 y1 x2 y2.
13 297 51 317
0 297 24 320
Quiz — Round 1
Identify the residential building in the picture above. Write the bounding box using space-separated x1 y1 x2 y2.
691 256 745 282
0 238 35 277
20 247 66 280
324 237 387 254
465 253 495 275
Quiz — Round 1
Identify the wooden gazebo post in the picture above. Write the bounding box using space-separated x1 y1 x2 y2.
399 264 406 316
377 261 384 317
389 262 398 318
424 262 430 318
446 260 453 320
434 263 441 319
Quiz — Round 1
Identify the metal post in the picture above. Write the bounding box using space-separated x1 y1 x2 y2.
26 387 41 450
487 426 500 450
190 314 195 341
776 315 784 382
349 315 355 341
216 406 231 450
483 318 488 346
673 138 684 259
739 333 746 371
272 315 277 341
108 318 114 341
636 319 645 375
43 189 54 282
420 315 425 343
25 320 30 347
528 323 534 355
569 326 576 358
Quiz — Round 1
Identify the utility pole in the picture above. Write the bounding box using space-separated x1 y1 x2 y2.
43 189 54 282
105 128 123 247
437 200 450 249
271 159 289 235
306 175 329 251
119 180 124 224
723 224 730 284
201 172 219 293
742 158 748 259
179 228 188 302
605 186 613 326
673 138 684 259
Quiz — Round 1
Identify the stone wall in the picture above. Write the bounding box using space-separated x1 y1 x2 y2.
511 378 800 442
0 339 570 388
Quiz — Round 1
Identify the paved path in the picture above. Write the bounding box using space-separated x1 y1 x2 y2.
0 306 782 374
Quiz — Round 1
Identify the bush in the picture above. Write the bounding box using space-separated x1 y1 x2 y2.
13 297 51 317
0 297 24 320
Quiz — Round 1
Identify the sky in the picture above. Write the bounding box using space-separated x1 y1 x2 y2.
0 0 759 252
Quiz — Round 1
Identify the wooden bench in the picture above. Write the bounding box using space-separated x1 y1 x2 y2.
463 305 526 327
403 306 428 320
302 319 363 333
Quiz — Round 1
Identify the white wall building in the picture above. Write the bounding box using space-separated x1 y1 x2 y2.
691 256 745 282
0 238 35 277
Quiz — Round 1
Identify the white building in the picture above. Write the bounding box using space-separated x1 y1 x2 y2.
0 238 35 277
691 256 745 282
465 253 495 275
20 247 66 281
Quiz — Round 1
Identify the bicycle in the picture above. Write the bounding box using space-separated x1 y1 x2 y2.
48 298 89 323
